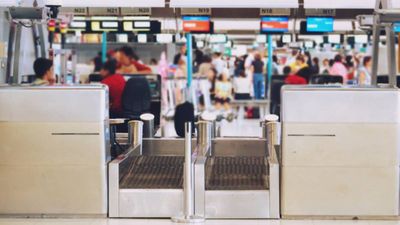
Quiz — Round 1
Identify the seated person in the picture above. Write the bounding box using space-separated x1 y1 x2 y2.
284 66 307 85
100 60 126 118
233 70 252 100
117 46 152 74
32 58 55 86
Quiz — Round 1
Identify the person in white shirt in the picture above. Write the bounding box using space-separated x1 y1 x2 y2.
234 70 252 100
212 52 227 76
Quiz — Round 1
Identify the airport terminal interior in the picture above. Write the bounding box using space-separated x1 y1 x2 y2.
2 0 400 225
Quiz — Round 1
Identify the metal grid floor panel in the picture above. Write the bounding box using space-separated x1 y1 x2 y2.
206 156 269 190
120 156 184 189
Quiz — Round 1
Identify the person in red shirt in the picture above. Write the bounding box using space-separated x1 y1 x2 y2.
117 46 152 74
284 66 307 85
100 60 126 118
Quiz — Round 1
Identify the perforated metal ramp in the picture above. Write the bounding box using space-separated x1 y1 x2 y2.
206 156 269 190
120 156 184 189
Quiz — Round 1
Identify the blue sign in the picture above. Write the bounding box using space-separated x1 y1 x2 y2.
307 17 334 33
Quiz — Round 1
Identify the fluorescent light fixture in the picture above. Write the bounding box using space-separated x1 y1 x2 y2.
70 21 86 28
123 16 151 21
134 21 151 28
137 34 147 43
91 16 118 21
170 0 298 8
73 16 86 21
102 21 119 28
304 0 375 8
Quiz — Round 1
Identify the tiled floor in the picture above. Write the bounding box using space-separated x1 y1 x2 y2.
1 219 400 225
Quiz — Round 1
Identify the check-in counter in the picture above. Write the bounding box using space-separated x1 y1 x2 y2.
0 85 110 217
281 86 400 218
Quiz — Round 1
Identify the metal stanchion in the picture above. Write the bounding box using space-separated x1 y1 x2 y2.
261 115 280 156
197 121 212 156
140 113 155 138
128 120 143 155
172 123 205 223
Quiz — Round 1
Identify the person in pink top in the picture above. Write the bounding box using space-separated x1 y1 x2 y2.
329 55 348 84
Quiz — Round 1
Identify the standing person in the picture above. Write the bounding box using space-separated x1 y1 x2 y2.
100 60 126 118
212 52 227 76
357 56 372 86
197 55 213 78
244 49 255 77
193 49 204 73
290 55 308 74
174 45 187 65
329 54 348 83
215 69 233 111
286 49 298 66
233 70 252 100
207 68 218 101
92 52 103 72
251 53 265 99
310 57 320 75
284 66 307 85
272 55 280 75
32 58 55 86
304 51 313 68
117 46 152 74
321 58 330 74
234 55 245 77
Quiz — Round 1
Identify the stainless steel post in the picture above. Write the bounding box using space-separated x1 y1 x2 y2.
371 14 380 86
197 121 212 156
262 115 280 157
171 122 204 223
386 24 397 87
184 122 193 217
140 113 155 138
128 120 143 154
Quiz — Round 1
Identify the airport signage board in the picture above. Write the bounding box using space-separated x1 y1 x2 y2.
304 0 375 9
60 0 165 7
260 8 290 16
60 7 88 16
182 16 211 33
121 8 152 16
88 8 120 16
170 0 298 8
305 9 336 17
181 8 212 16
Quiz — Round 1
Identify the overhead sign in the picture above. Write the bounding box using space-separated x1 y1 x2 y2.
60 0 165 7
60 7 88 16
88 8 120 16
181 8 212 15
170 0 298 8
260 8 291 16
304 0 375 9
305 9 336 17
121 8 152 15
182 16 211 33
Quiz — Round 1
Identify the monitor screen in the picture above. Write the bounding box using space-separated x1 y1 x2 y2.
260 16 289 33
328 34 341 44
394 22 400 33
354 35 368 44
304 41 314 48
307 17 334 33
137 34 147 43
156 34 173 43
282 34 292 43
182 16 211 33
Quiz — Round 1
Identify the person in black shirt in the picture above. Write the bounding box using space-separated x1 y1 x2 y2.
251 53 265 99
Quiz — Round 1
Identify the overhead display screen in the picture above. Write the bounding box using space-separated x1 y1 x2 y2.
307 17 334 33
260 17 289 33
328 34 341 44
394 23 400 33
182 16 211 33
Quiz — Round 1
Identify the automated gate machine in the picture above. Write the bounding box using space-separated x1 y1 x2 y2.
109 117 281 219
